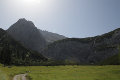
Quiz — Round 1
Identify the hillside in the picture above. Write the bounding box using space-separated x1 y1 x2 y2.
100 48 120 65
0 28 47 66
42 28 120 64
39 29 66 43
7 18 47 52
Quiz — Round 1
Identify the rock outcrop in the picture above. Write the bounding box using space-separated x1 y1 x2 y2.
42 28 120 64
7 18 47 52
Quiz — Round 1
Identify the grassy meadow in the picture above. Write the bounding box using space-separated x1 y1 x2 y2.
0 65 120 80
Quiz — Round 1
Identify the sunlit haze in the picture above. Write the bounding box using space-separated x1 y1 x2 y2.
22 0 41 4
0 0 120 38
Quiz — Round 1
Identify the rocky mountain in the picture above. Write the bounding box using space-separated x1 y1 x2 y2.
6 18 120 65
39 29 66 43
42 28 120 65
7 18 47 52
0 28 47 66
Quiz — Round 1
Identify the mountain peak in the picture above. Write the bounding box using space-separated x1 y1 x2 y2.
7 19 47 52
8 18 36 30
18 18 27 22
17 18 34 25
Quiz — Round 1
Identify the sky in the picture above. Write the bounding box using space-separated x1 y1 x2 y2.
0 0 120 38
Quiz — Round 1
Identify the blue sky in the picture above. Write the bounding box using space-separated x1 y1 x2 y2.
0 0 120 38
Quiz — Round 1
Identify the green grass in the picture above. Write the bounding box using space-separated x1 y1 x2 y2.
0 66 29 80
0 69 8 80
0 65 120 80
0 64 8 80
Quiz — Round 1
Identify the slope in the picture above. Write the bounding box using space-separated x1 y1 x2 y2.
39 29 66 43
0 28 47 66
7 18 47 52
42 28 120 64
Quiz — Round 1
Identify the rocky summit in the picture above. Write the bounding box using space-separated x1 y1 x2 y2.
7 18 47 52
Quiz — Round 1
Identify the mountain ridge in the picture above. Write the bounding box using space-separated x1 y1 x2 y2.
42 28 120 64
7 18 67 52
39 29 66 43
5 18 120 65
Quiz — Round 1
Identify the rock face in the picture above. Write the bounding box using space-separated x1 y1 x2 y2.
42 28 120 64
39 29 66 43
7 18 47 52
6 18 120 65
0 28 47 65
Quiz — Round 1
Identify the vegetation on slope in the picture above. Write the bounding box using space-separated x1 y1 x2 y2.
100 46 120 65
0 28 47 66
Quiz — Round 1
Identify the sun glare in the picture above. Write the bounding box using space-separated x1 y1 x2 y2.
22 0 40 5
